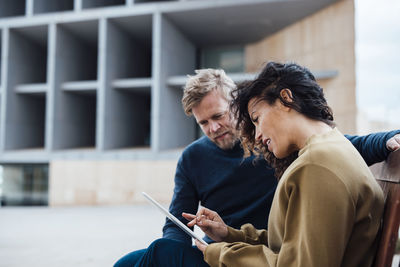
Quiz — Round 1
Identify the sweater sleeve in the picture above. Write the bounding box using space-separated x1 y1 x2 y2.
162 154 200 245
204 164 355 267
223 224 269 245
345 130 400 166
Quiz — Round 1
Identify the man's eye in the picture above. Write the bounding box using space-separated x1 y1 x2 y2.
213 114 223 120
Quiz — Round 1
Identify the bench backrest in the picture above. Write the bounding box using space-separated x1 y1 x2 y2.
369 149 400 267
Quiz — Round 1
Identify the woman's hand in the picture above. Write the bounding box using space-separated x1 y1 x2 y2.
182 207 228 243
194 239 207 253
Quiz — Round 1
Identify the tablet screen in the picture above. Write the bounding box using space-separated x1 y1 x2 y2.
142 192 208 246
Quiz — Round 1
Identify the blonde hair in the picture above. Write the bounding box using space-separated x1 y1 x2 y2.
182 69 236 115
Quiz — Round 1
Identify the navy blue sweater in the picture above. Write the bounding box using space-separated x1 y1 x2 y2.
162 130 399 245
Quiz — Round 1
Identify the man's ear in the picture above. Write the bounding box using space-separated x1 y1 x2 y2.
280 89 293 102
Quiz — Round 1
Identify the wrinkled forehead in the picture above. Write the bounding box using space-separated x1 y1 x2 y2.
193 91 229 118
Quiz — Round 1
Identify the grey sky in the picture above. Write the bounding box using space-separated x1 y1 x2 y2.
355 0 400 124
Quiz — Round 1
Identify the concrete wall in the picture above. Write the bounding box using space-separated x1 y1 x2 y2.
49 160 177 205
151 14 197 151
4 26 48 150
102 16 152 150
245 0 356 134
0 0 350 205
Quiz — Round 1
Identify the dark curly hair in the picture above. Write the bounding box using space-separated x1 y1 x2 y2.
231 62 335 179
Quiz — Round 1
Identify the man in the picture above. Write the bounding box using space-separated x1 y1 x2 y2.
114 69 400 266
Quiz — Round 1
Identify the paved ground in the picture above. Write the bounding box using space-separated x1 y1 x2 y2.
1 205 399 267
0 205 167 267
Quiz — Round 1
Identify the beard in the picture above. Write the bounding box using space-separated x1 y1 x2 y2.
211 130 239 150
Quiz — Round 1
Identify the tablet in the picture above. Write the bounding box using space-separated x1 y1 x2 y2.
142 192 208 246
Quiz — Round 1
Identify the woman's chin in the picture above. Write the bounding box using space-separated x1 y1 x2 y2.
273 150 288 159
271 150 282 159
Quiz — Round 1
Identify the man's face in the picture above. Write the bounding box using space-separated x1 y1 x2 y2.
192 90 238 150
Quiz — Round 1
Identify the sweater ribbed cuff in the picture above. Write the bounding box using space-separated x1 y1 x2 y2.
204 242 225 267
223 226 247 243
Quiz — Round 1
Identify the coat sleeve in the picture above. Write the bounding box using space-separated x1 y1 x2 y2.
223 224 268 245
204 164 356 267
345 130 400 166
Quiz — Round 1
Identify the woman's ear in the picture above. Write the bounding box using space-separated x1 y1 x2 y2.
277 89 293 112
280 89 293 103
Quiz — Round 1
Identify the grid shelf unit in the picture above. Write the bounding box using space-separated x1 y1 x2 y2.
52 20 99 150
150 13 197 150
0 29 2 146
3 25 48 150
0 0 339 161
103 15 152 150
0 28 2 88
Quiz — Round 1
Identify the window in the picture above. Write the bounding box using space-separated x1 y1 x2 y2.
0 164 49 206
201 46 244 73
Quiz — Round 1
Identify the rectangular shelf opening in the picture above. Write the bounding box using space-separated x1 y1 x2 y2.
4 25 49 150
82 0 125 9
57 20 99 82
0 29 2 87
103 16 152 150
151 14 197 150
107 15 152 79
57 91 97 149
135 0 176 3
0 0 26 18
104 90 151 149
6 94 46 150
33 0 74 14
9 25 48 85
53 21 99 150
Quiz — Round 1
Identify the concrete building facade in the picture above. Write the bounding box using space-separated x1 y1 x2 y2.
0 0 354 206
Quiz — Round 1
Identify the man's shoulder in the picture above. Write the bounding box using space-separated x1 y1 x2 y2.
178 136 217 163
177 136 214 170
183 136 213 153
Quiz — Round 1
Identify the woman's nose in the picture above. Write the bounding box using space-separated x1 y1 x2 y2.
255 127 262 141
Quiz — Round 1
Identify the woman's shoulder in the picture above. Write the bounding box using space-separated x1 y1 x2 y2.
299 128 364 169
281 130 381 200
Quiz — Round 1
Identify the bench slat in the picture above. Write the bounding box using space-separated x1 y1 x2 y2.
370 149 400 267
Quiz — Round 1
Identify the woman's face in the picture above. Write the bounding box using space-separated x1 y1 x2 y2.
247 97 295 159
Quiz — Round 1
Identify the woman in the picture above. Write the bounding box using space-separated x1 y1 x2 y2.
183 62 384 267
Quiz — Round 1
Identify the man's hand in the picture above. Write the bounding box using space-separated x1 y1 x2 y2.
183 207 228 242
386 134 400 151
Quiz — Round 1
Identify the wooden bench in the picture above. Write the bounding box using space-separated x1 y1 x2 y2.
370 149 400 267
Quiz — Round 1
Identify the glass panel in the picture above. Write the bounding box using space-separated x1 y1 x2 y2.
201 46 244 73
0 164 48 206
